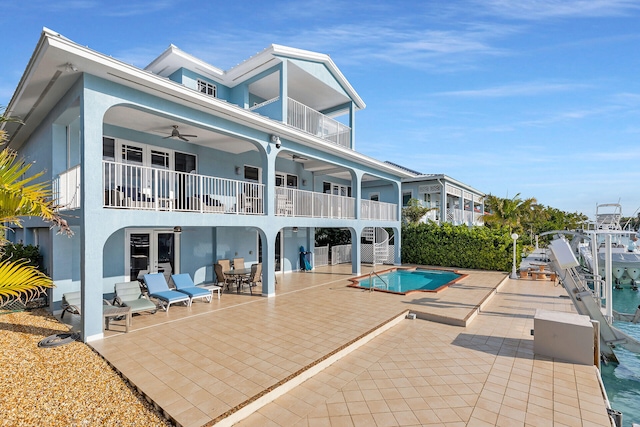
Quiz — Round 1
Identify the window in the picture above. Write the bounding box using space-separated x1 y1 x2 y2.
244 165 260 182
150 150 170 169
402 191 412 206
276 173 298 188
103 137 115 160
175 152 196 173
323 182 351 197
197 79 217 97
121 144 144 164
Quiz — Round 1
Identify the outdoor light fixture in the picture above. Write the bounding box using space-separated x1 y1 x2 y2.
235 166 241 175
173 226 182 233
293 227 298 233
510 233 519 279
271 135 281 149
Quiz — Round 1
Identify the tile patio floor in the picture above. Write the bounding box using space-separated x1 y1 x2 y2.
81 265 611 427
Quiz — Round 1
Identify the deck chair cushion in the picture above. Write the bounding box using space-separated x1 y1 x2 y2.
114 281 157 314
61 291 82 318
171 273 212 303
143 273 189 312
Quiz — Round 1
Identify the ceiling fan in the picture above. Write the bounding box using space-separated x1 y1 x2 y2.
290 154 308 162
163 125 198 142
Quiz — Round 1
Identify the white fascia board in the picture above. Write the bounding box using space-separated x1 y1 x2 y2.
145 44 225 81
272 45 365 110
4 29 52 120
16 30 399 179
226 44 365 110
404 174 485 196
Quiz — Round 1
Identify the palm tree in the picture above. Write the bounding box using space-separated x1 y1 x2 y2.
483 193 537 234
0 108 72 307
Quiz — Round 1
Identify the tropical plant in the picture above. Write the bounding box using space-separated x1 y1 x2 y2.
482 193 537 234
0 108 72 307
402 198 436 225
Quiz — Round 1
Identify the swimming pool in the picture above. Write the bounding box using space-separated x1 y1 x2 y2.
349 268 465 294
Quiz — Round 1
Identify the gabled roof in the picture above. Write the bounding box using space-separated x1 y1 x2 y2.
2 28 409 181
144 43 365 111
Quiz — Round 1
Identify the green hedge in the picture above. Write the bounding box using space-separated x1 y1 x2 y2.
0 243 45 273
401 222 519 272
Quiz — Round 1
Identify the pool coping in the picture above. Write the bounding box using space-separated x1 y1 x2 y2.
347 266 468 295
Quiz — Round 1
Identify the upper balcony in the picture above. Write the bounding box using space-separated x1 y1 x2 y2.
250 97 351 148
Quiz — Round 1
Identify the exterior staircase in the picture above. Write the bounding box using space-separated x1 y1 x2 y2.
363 227 391 265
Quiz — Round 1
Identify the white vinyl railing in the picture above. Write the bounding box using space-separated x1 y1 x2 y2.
331 244 352 265
287 98 351 148
53 164 81 210
445 208 483 226
360 200 398 221
102 161 264 214
275 187 355 219
313 246 329 267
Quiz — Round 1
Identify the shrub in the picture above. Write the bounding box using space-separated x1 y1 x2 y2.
401 222 519 271
0 243 45 273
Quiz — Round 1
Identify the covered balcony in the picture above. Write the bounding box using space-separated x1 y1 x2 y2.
250 97 351 148
102 161 264 214
54 161 399 222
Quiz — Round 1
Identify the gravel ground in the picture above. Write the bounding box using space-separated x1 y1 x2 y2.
0 309 172 427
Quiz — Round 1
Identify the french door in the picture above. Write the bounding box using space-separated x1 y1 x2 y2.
126 229 179 282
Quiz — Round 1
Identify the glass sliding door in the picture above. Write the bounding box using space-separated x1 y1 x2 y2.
127 229 177 282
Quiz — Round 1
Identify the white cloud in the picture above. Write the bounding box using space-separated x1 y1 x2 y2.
434 81 589 98
478 0 640 20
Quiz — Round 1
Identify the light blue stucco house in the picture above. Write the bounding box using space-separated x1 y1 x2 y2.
3 29 411 341
401 173 485 226
364 162 485 226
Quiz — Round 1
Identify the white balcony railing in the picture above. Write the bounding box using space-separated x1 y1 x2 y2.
274 187 355 219
55 162 400 222
250 97 352 147
360 200 398 221
287 98 351 148
102 161 264 214
53 164 81 210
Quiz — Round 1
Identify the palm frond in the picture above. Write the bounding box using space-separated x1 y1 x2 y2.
0 259 53 307
0 149 72 236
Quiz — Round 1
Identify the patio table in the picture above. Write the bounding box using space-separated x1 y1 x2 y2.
103 305 131 333
224 268 252 293
197 283 222 299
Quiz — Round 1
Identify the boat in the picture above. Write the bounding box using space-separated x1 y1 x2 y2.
578 203 640 288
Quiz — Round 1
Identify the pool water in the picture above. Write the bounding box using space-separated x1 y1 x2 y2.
353 269 462 294
603 288 640 426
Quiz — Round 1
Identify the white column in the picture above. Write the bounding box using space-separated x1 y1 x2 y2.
605 234 613 322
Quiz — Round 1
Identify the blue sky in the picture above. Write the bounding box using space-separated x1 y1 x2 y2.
2 0 640 220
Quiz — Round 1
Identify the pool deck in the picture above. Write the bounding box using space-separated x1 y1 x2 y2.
81 264 612 426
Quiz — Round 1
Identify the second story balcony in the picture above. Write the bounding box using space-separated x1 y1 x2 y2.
102 161 265 215
54 161 398 222
250 97 351 148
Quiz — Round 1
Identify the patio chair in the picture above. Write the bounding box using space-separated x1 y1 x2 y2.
218 259 231 272
143 273 190 312
61 291 81 319
214 263 235 291
233 257 245 269
171 273 213 304
114 281 158 314
238 263 262 295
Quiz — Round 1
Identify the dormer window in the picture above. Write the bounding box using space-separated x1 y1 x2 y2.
197 79 217 97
